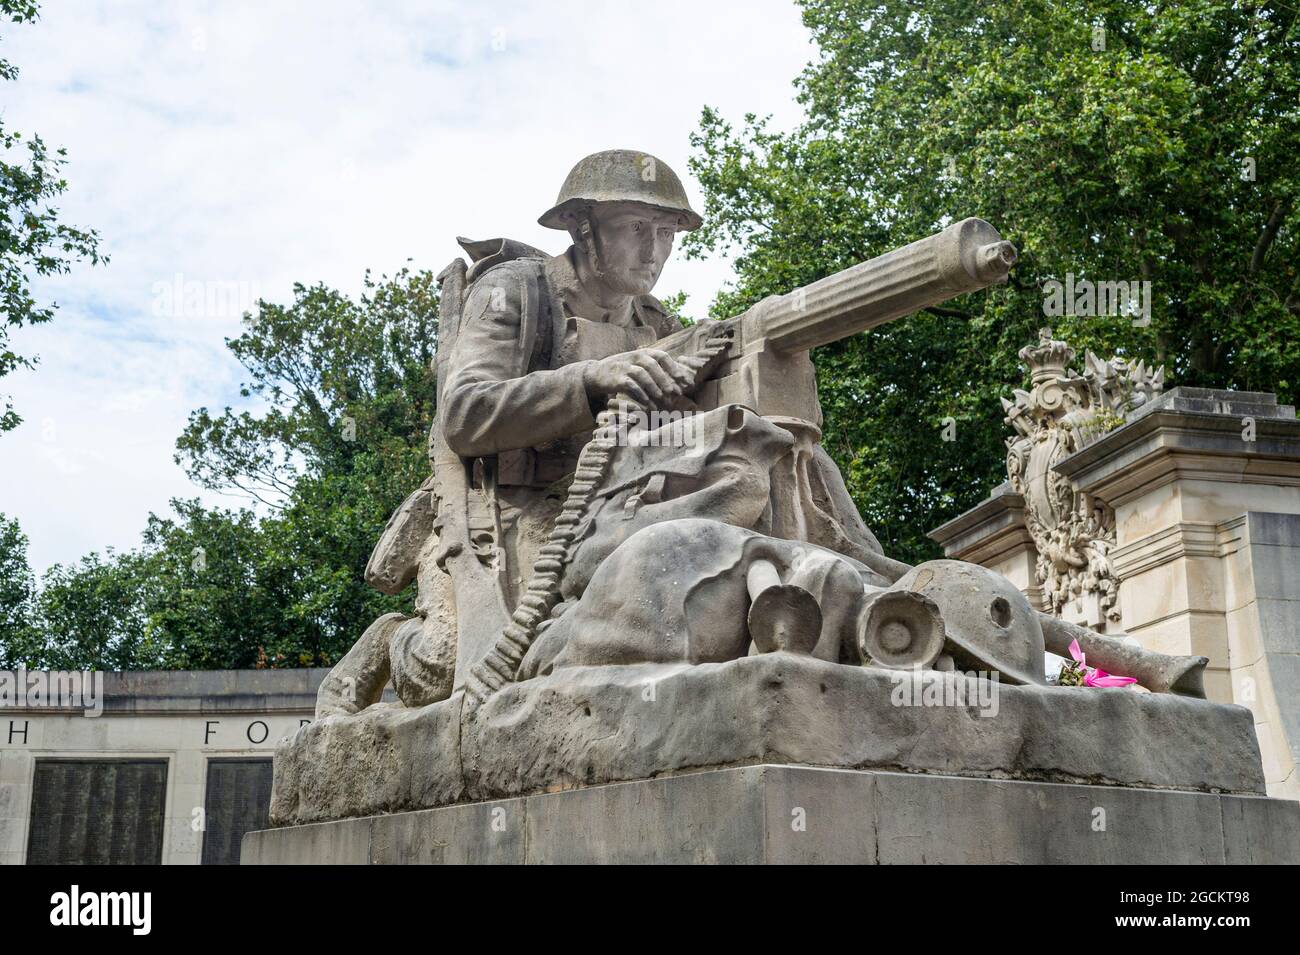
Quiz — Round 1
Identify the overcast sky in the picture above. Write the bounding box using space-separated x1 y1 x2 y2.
0 1 814 574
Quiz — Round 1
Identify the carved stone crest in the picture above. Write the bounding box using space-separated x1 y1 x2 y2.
1002 328 1164 630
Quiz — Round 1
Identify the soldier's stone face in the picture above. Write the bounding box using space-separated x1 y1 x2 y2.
588 203 677 295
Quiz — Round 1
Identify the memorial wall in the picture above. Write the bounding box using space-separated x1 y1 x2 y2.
0 670 325 864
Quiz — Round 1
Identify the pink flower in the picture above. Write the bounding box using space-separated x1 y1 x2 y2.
1067 638 1137 688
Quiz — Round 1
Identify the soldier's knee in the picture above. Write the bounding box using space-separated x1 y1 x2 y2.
389 614 455 708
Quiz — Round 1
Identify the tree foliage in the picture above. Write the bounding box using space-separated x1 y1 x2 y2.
685 0 1300 562
0 0 105 433
6 269 438 670
0 513 37 661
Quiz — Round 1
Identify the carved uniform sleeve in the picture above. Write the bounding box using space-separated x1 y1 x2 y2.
442 266 598 458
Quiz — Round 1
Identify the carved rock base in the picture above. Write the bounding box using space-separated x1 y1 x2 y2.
267 654 1266 827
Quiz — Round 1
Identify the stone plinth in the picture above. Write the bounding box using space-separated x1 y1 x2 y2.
243 764 1300 864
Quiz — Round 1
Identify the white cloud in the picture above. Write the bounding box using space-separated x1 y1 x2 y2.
0 0 814 573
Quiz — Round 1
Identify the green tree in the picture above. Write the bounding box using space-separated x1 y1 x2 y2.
132 500 285 670
8 269 440 671
167 267 440 666
685 0 1300 562
175 268 437 510
0 513 36 664
1 0 105 433
24 550 155 670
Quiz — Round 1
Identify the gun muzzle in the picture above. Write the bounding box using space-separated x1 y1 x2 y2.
743 217 1018 354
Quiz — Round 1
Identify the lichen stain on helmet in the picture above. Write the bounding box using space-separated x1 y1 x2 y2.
538 149 703 232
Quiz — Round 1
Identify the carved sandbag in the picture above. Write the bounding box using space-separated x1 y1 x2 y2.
364 476 437 595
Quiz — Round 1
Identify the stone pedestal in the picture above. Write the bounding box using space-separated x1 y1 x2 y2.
242 764 1300 864
934 387 1300 801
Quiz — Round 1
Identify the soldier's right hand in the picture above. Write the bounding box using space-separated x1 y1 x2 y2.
582 348 699 408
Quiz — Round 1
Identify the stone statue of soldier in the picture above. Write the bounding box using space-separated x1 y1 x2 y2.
318 150 746 714
263 146 1239 843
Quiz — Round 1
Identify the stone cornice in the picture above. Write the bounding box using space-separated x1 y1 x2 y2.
928 485 1035 562
0 667 345 715
1111 521 1224 578
1053 389 1300 508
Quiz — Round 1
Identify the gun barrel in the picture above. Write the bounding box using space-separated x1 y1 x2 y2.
742 217 1016 353
1040 616 1207 698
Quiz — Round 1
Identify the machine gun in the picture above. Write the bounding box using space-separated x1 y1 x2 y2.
655 216 1017 423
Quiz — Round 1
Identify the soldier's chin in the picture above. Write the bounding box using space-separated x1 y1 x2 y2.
606 270 657 296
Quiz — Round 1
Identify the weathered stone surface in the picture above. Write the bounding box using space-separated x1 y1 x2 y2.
366 795 527 864
244 765 1300 865
270 694 464 825
243 815 373 865
1220 792 1300 864
269 653 1265 826
867 771 1293 864
466 655 1262 796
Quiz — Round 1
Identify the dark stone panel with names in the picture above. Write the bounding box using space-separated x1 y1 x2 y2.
26 759 168 865
202 758 273 865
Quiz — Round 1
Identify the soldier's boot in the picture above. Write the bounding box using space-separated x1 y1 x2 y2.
315 612 407 717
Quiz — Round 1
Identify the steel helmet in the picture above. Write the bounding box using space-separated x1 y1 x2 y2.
891 560 1047 686
538 149 702 232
